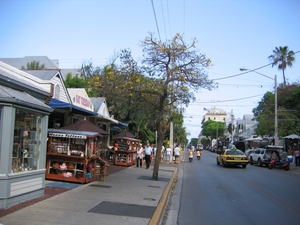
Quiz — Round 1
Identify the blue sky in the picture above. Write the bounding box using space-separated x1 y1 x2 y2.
1 0 300 140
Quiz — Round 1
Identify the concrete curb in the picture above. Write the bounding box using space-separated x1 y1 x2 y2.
148 167 178 225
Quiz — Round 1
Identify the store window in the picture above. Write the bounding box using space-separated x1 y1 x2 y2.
54 84 60 99
12 109 42 173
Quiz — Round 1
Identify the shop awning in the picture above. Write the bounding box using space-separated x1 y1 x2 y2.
48 98 98 116
48 98 71 108
118 121 128 127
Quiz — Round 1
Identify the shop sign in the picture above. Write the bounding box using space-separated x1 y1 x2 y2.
68 88 94 112
49 132 87 139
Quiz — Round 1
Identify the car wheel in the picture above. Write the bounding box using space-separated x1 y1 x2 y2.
250 157 253 165
257 158 262 167
242 164 247 168
217 158 220 165
222 160 226 167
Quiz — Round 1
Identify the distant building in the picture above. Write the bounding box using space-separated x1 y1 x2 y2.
234 114 258 141
199 108 232 144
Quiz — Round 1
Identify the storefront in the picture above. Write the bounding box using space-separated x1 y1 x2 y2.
0 62 53 209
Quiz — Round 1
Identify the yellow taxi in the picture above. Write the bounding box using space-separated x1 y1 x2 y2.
216 146 248 168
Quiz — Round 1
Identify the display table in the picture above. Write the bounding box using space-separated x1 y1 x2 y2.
46 153 93 183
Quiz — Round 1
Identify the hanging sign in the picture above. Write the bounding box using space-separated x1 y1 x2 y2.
49 132 87 139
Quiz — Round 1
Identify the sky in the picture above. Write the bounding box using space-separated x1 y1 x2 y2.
1 0 300 141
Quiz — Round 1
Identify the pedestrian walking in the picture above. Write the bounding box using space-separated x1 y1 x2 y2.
144 142 152 169
174 145 180 164
161 145 165 163
295 149 300 166
166 145 171 161
136 143 144 168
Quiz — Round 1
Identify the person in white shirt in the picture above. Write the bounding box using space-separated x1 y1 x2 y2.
174 145 180 164
166 146 172 161
144 142 153 169
161 146 165 163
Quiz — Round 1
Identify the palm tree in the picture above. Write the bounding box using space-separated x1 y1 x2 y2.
268 46 295 88
21 60 45 70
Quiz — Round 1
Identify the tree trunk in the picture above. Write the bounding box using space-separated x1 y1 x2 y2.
282 69 286 89
152 112 164 180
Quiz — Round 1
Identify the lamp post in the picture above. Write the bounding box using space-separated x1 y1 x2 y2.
240 68 278 145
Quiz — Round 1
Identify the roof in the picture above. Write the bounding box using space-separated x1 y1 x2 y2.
283 134 300 139
90 97 118 124
0 61 50 97
25 70 60 80
0 56 58 69
243 114 254 120
0 85 53 112
90 97 105 111
113 130 136 139
60 119 108 135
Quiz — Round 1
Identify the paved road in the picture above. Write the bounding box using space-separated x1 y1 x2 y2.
163 150 300 225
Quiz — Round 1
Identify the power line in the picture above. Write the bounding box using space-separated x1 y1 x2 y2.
166 0 172 38
212 63 272 81
151 0 161 40
189 94 264 103
183 0 185 37
213 50 300 81
160 0 167 39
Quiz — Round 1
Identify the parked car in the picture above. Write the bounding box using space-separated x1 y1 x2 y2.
249 145 283 167
216 148 248 168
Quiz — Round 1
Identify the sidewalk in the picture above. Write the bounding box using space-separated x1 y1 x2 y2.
0 162 178 225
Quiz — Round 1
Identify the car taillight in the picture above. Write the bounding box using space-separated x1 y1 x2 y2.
226 156 230 160
245 156 248 160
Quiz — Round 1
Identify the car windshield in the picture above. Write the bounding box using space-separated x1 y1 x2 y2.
226 150 244 155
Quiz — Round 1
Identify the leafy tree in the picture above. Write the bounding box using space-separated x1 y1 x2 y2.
138 33 215 180
253 83 300 139
21 60 45 70
200 137 209 146
64 73 87 88
190 138 198 147
268 46 295 88
172 112 189 147
202 120 225 139
128 112 155 144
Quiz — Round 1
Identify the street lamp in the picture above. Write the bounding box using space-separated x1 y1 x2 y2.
239 68 278 145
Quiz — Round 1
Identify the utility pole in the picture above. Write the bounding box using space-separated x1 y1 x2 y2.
231 109 234 142
169 121 173 163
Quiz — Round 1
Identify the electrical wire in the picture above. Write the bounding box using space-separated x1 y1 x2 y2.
212 63 272 81
213 50 300 81
151 0 161 40
166 0 172 38
183 0 185 37
189 94 264 103
160 0 167 39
